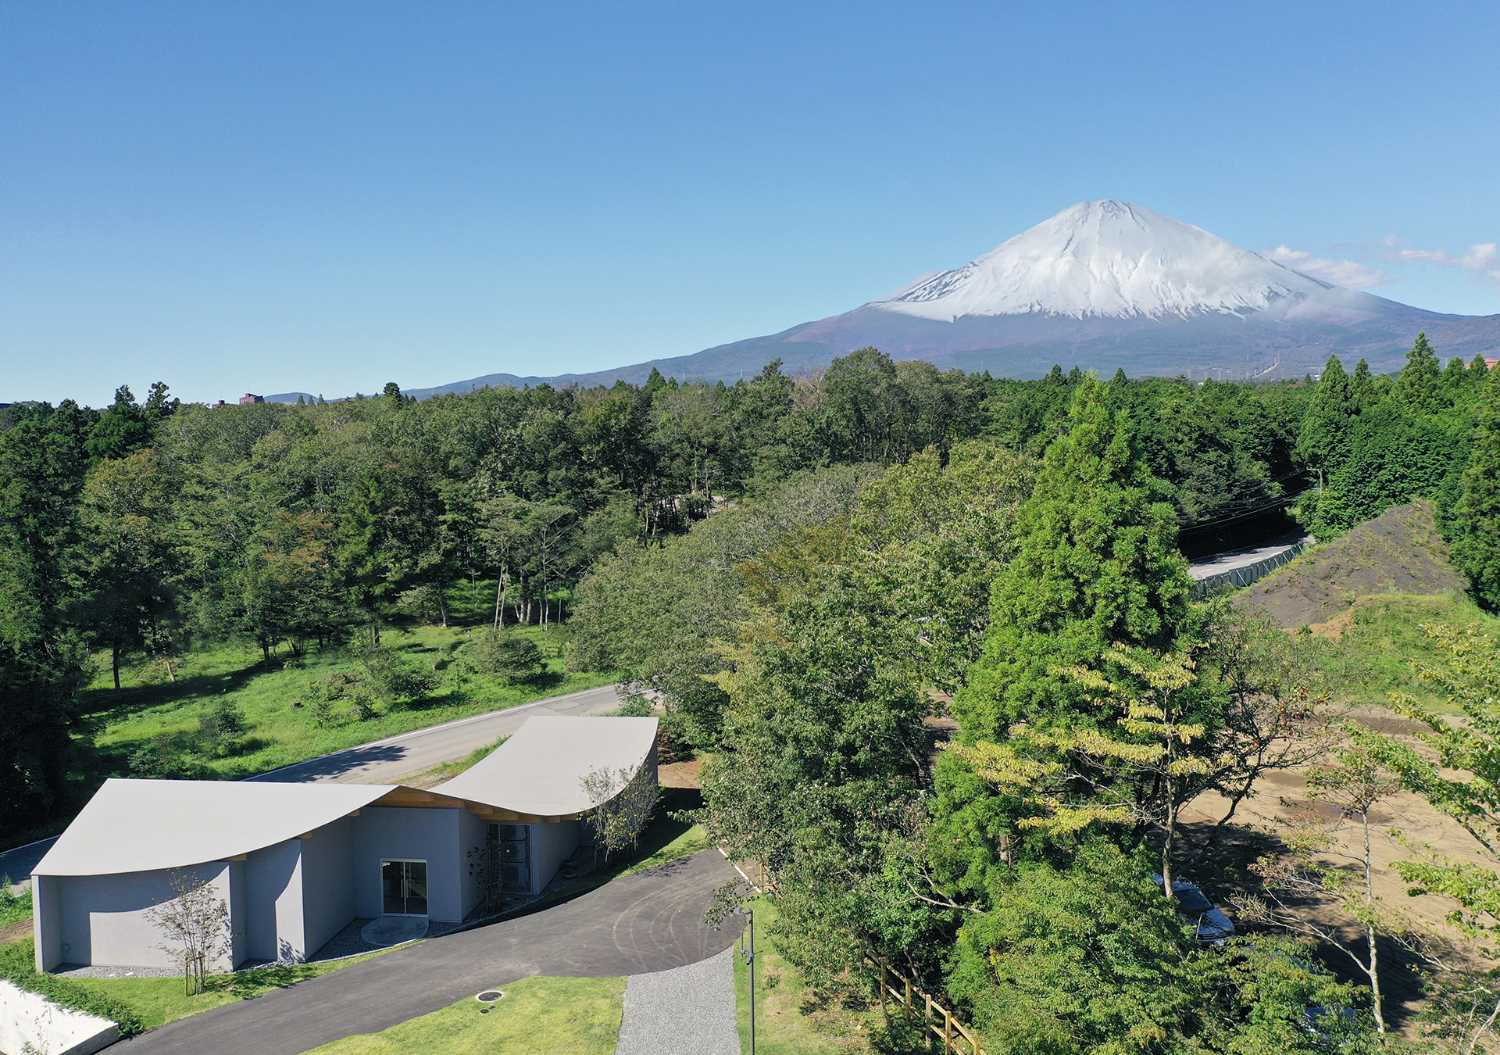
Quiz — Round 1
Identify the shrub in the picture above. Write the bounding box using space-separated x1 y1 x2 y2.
127 741 211 779
196 700 248 757
461 632 546 685
0 939 145 1036
612 695 654 718
307 694 340 728
360 647 439 707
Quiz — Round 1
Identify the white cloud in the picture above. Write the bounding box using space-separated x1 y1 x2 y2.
1264 245 1385 288
1388 239 1500 284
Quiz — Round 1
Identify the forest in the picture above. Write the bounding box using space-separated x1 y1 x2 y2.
5 335 1500 1052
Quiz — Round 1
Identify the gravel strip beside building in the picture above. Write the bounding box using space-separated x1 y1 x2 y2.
616 945 739 1055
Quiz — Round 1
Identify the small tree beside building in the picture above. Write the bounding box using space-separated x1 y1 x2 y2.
581 764 659 865
147 868 232 995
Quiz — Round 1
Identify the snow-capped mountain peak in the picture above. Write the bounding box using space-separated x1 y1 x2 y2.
870 200 1332 322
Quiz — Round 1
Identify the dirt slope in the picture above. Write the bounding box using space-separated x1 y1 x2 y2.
1237 501 1466 629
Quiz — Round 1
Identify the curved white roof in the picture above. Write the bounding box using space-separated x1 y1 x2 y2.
34 716 660 878
33 779 396 877
435 716 658 817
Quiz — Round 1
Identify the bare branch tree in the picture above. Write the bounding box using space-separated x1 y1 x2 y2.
147 868 232 995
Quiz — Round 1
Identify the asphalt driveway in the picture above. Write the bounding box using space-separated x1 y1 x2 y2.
122 848 743 1055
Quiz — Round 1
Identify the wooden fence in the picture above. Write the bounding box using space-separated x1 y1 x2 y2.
867 955 986 1055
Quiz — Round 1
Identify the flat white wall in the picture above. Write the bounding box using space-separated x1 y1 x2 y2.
32 875 62 972
351 807 463 922
0 979 118 1055
49 861 234 972
243 838 302 963
529 820 580 895
299 817 355 957
457 809 489 918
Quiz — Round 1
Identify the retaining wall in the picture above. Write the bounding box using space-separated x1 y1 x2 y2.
1191 540 1308 598
0 979 118 1055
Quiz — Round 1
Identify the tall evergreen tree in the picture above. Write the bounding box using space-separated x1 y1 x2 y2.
953 377 1191 740
1394 332 1443 414
1451 366 1500 609
1295 355 1355 484
1350 357 1375 410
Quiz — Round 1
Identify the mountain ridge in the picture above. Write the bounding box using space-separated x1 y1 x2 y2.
269 201 1500 401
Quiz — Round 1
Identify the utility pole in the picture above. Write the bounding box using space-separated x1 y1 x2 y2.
745 906 756 1055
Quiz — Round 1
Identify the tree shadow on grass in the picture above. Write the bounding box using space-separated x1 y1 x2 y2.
77 658 277 724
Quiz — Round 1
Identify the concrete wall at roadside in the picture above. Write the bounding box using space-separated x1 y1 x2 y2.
47 861 235 972
0 979 119 1055
351 807 463 922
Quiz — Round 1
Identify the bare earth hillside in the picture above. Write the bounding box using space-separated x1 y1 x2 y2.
1237 501 1466 629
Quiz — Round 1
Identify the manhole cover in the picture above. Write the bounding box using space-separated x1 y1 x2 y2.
476 990 504 1003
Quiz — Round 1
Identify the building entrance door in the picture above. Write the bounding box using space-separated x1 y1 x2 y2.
381 859 429 915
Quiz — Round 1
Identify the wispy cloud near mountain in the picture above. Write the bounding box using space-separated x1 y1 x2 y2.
1264 245 1386 288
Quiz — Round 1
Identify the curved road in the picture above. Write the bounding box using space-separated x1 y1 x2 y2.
0 683 626 888
123 848 742 1055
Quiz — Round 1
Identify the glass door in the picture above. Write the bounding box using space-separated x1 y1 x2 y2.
380 859 429 915
497 824 531 893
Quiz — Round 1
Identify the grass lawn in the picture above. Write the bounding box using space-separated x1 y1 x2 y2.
302 974 626 1054
63 949 396 1031
617 820 711 878
79 623 614 786
1292 591 1500 714
734 897 879 1055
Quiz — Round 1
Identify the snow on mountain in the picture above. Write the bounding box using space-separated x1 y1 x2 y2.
869 200 1332 322
275 200 1500 399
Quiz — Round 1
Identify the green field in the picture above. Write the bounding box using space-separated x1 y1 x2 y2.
1292 591 1500 714
303 975 626 1054
78 623 613 785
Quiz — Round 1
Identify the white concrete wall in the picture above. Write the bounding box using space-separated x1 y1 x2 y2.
529 820 580 895
243 838 303 963
456 809 490 919
0 979 118 1055
299 817 355 957
49 862 235 972
351 807 463 922
32 875 62 973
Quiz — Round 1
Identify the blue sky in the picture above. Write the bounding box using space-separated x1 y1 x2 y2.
3 1 1498 405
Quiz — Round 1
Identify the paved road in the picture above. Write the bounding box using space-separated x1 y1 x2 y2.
1188 533 1308 581
616 945 739 1055
0 683 625 888
124 848 742 1055
248 682 626 784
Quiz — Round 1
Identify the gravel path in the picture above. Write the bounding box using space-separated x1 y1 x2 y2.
616 945 739 1055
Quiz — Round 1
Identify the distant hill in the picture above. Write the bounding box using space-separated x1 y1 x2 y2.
1238 501 1466 629
280 199 1500 402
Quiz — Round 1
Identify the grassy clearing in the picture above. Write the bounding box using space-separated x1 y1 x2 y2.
1292 591 1500 714
303 974 625 1054
0 886 32 930
79 623 613 783
734 897 879 1055
63 949 395 1031
617 821 712 878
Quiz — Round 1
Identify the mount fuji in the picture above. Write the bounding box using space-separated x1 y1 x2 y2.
285 201 1500 400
